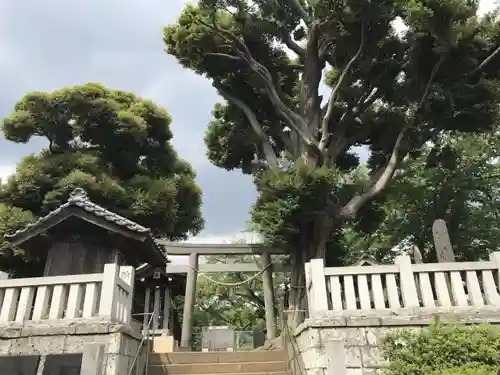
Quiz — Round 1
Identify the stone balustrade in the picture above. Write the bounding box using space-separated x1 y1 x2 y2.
305 252 500 315
0 263 134 326
298 253 500 375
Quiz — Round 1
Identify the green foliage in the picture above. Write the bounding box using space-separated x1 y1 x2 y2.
0 204 41 277
0 83 204 274
164 0 500 269
374 129 500 262
251 163 343 249
192 252 287 331
429 364 499 375
381 324 500 375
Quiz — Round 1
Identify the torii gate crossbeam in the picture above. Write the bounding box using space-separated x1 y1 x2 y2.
155 241 286 349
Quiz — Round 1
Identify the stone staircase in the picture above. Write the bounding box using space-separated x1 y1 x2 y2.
148 350 289 375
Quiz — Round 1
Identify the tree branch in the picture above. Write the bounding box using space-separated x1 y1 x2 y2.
339 126 407 219
197 302 233 325
319 20 366 154
281 32 305 58
287 0 311 26
214 80 280 169
250 158 270 171
325 87 382 163
339 55 446 220
197 17 318 151
467 44 500 77
205 52 242 61
301 22 325 134
234 273 266 308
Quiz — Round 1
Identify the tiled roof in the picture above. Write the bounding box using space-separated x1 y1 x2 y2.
6 188 150 239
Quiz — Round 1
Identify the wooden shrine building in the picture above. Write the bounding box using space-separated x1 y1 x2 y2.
7 188 167 277
0 188 176 374
134 263 186 348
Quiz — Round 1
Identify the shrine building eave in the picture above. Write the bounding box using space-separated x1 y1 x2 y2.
6 188 167 266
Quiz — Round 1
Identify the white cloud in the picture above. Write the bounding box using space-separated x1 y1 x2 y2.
183 231 261 244
140 69 218 168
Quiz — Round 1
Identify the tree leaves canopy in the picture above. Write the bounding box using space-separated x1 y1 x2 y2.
164 0 500 262
0 83 204 275
374 128 500 262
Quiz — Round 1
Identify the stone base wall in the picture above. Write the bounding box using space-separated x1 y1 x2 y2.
0 318 145 375
291 307 500 375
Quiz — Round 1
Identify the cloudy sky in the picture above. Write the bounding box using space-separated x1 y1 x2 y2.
0 0 260 245
0 0 497 251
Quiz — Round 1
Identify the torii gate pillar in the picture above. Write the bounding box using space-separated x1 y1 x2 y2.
261 252 277 340
180 252 199 348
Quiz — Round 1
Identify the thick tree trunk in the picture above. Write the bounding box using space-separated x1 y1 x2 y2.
286 215 333 328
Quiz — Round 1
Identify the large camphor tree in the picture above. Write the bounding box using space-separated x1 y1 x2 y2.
0 83 204 276
164 0 500 324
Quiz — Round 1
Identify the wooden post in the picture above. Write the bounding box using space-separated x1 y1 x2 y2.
181 252 199 348
432 219 455 262
395 255 419 308
260 251 277 340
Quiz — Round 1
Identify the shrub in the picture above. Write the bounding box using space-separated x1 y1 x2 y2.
380 324 500 375
429 364 499 375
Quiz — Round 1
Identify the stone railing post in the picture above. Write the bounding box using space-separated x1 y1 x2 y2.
490 252 500 286
309 258 329 314
395 255 419 308
119 265 135 324
99 263 119 320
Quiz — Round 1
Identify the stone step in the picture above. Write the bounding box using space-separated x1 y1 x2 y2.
149 360 288 375
149 371 288 375
149 350 287 365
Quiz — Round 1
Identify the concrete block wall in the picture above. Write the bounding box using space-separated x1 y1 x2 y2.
0 318 145 375
292 307 500 375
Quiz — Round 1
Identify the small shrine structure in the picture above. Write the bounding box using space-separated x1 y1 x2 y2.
134 263 185 352
0 188 170 375
7 188 167 276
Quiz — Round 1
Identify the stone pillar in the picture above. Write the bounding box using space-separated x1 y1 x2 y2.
432 219 455 262
81 343 104 375
163 287 171 333
181 252 199 348
260 251 277 340
143 287 151 333
154 286 161 331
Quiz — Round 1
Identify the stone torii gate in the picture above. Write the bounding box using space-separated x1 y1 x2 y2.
155 241 289 349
